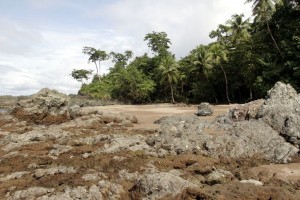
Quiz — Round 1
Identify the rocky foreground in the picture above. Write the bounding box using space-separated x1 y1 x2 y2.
1 82 300 199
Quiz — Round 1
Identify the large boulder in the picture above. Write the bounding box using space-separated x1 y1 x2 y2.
12 88 69 125
257 82 300 147
195 102 214 116
205 120 298 163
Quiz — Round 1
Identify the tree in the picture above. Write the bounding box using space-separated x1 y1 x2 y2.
192 45 212 78
226 14 251 43
109 50 133 71
70 69 92 85
110 65 155 103
82 47 108 81
210 43 231 103
245 0 283 56
158 55 180 103
191 45 220 102
144 31 171 56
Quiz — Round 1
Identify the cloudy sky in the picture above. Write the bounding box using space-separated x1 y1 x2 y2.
0 0 252 96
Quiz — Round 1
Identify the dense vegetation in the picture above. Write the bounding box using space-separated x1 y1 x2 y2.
71 0 300 104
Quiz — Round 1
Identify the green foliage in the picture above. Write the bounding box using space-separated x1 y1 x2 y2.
80 65 155 104
144 31 171 56
158 55 181 103
77 1 299 104
83 47 109 81
70 69 92 84
110 65 156 103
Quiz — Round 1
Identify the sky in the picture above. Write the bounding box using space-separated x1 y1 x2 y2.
0 0 252 96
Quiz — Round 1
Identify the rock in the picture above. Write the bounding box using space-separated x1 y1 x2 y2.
12 88 69 125
33 166 76 179
257 82 300 147
99 134 151 154
0 171 30 182
48 144 72 157
1 127 70 151
98 180 125 199
240 179 263 186
206 121 298 163
36 185 104 200
206 169 234 185
69 106 138 125
195 102 214 116
132 170 196 200
8 187 55 200
152 115 297 163
229 99 264 121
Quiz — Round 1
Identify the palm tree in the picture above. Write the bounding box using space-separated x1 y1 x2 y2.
192 45 212 77
192 45 218 103
83 47 108 82
210 43 231 103
226 14 251 43
245 0 283 56
159 55 180 103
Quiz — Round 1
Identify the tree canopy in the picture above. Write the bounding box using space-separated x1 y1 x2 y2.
73 1 300 104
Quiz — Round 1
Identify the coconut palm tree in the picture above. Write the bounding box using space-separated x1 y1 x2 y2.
245 0 283 56
192 45 212 77
226 14 251 43
159 55 180 103
210 43 231 103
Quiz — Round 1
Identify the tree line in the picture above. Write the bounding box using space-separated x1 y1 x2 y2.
71 0 300 104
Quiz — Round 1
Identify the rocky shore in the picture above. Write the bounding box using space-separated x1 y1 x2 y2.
0 82 300 199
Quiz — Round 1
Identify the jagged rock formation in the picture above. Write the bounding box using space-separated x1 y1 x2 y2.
12 88 70 125
149 82 300 163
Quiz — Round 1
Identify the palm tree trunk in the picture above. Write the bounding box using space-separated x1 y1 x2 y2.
220 64 231 103
204 70 218 103
170 83 175 103
266 20 282 57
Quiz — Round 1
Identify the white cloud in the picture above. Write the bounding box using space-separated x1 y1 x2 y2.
0 0 252 96
91 0 252 57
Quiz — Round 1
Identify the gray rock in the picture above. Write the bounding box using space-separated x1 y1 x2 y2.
257 82 300 147
12 88 69 125
0 171 30 182
1 127 70 151
195 102 214 116
206 169 234 185
151 115 297 163
240 179 263 186
99 134 151 154
33 166 76 179
132 170 196 200
206 120 298 163
8 187 55 200
48 144 72 157
69 106 138 124
37 185 104 200
229 99 264 121
98 180 125 199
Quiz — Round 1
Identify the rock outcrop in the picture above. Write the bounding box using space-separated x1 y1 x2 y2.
257 82 300 147
12 88 69 125
148 82 300 163
195 102 214 116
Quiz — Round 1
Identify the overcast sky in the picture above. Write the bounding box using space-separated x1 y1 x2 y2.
0 0 252 96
